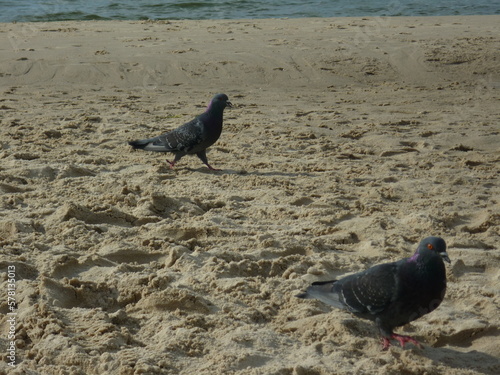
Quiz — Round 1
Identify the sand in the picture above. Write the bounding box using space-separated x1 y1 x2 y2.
0 15 499 375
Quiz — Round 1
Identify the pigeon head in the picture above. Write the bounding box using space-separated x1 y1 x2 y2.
416 236 450 263
208 93 232 111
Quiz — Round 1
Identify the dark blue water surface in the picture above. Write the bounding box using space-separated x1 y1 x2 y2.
0 0 498 22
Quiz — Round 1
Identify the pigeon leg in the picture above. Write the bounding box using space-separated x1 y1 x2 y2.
167 153 184 169
196 150 220 171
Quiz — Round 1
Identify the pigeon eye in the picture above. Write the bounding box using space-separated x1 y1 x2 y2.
427 244 434 250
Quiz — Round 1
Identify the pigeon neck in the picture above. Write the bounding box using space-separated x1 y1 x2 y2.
408 252 420 263
206 101 226 115
408 247 442 266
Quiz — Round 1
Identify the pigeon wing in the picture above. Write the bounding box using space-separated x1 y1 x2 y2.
336 263 399 315
139 117 205 153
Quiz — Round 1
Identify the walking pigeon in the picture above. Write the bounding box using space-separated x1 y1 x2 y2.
128 93 232 170
296 236 450 350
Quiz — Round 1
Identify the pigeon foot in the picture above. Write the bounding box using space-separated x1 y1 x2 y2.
204 163 221 171
166 159 176 169
381 334 422 350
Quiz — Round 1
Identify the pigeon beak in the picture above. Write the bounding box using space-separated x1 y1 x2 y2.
440 252 451 264
226 101 233 108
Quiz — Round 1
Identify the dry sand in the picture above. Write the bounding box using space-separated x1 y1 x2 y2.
0 15 499 375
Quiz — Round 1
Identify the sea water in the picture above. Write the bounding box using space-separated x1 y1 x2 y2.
0 0 498 23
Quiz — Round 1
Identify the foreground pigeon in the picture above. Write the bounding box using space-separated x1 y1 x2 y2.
296 236 450 350
128 93 232 170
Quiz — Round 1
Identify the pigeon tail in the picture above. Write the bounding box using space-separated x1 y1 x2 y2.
296 280 346 310
128 138 171 152
128 139 150 149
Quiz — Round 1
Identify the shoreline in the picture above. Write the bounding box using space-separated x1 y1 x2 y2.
2 13 499 21
1 13 499 24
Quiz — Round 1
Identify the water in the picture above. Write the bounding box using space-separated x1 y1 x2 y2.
0 0 498 23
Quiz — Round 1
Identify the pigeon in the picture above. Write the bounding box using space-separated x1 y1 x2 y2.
296 236 450 350
128 93 232 170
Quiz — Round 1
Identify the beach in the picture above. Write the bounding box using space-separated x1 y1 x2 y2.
0 15 499 374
